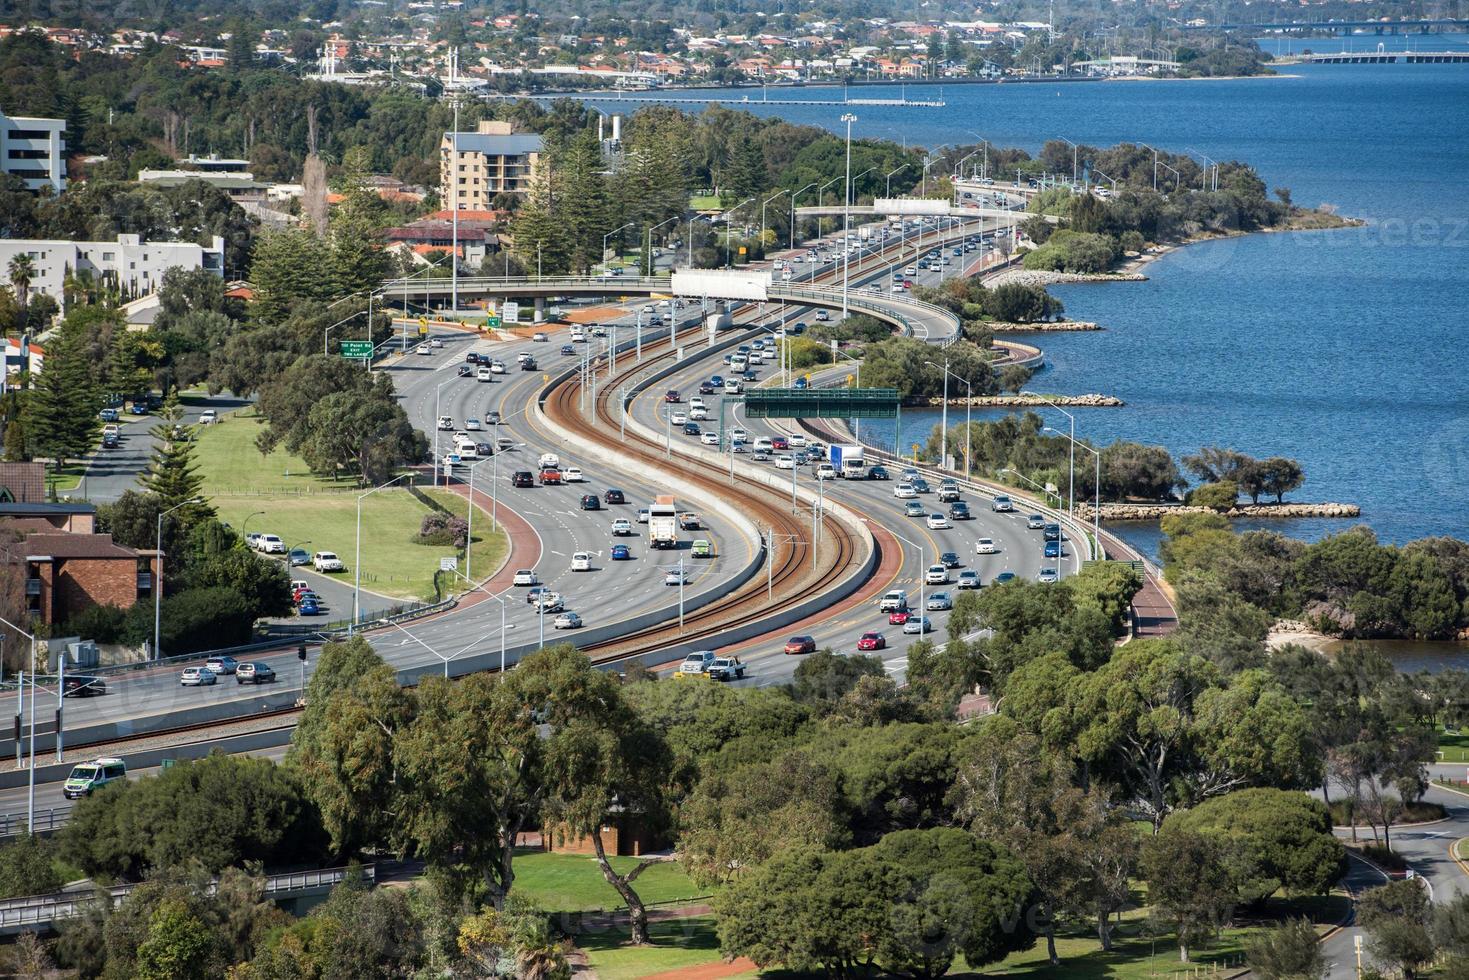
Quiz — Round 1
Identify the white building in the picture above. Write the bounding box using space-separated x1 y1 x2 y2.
0 107 65 193
0 234 225 311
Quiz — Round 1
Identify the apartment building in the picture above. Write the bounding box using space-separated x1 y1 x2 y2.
440 120 543 210
0 107 65 193
0 233 226 311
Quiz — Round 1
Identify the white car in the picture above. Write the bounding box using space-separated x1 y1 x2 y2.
926 514 950 530
437 416 455 431
665 568 689 585
533 592 564 612
788 435 807 448
313 551 345 572
689 397 706 410
538 453 560 469
975 538 998 555
894 484 917 499
489 360 507 374
689 407 708 421
774 455 795 470
465 418 482 431
700 432 720 446
256 534 285 554
815 464 836 480
571 552 593 572
477 367 492 381
416 344 433 356
925 564 949 584
753 438 774 452
730 427 748 442
636 509 650 524
670 412 688 425
198 409 217 425
180 667 216 687
430 338 444 348
512 569 539 586
562 467 584 483
553 612 583 629
610 519 633 536
878 590 908 613
533 332 548 342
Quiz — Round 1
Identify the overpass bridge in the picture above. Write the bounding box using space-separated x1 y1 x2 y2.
1183 18 1467 34
795 203 1025 222
1301 48 1469 62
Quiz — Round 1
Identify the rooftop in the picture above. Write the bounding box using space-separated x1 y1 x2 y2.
448 132 544 156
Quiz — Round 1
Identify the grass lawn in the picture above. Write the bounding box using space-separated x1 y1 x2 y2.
580 916 721 980
690 195 724 210
46 462 86 495
1438 726 1469 763
197 411 506 600
511 850 708 914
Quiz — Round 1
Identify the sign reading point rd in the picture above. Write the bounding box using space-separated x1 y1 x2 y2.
339 341 373 358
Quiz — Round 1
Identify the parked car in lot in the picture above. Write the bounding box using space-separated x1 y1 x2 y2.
287 548 310 567
236 662 276 685
256 534 285 554
857 631 886 651
298 597 322 615
180 666 216 686
313 551 345 572
784 635 817 655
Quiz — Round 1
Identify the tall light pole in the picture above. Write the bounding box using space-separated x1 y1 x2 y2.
1022 390 1076 517
1057 136 1080 184
967 133 989 180
1158 160 1181 193
760 190 789 256
1137 142 1159 191
789 181 817 250
450 90 459 315
1045 427 1101 563
1186 147 1218 191
0 614 38 831
687 213 713 267
240 510 265 540
465 456 493 583
885 163 910 198
602 222 635 270
841 112 857 320
720 198 754 268
154 497 202 660
354 473 410 630
927 360 972 478
646 216 679 274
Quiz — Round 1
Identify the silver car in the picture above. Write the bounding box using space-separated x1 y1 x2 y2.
180 667 216 686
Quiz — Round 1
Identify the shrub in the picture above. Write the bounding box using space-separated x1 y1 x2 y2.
417 512 468 548
60 603 127 644
1188 480 1240 512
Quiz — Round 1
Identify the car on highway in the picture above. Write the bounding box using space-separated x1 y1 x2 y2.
774 454 795 469
64 758 127 799
459 364 475 377
1027 515 1046 530
784 635 817 655
888 609 911 625
610 519 633 535
700 432 720 446
489 359 507 374
236 662 276 685
636 508 650 523
553 611 583 630
287 548 310 567
793 377 808 390
664 567 689 585
769 435 789 451
513 569 539 586
991 495 1014 512
910 477 930 494
610 544 631 561
994 571 1018 585
683 422 701 436
579 493 601 511
957 570 981 590
926 513 950 530
938 482 961 502
868 465 890 481
416 343 433 357
204 656 239 676
879 590 908 613
539 468 562 485
1044 540 1064 559
430 338 444 348
815 463 836 479
1038 568 1059 584
927 592 953 611
940 551 961 568
511 471 534 488
925 564 949 584
313 551 345 572
62 675 107 697
180 666 217 686
444 453 464 468
904 501 926 518
680 514 701 530
670 411 687 426
787 434 807 448
674 651 717 679
1044 523 1062 542
894 483 917 499
691 539 713 558
437 416 455 430
707 656 746 681
298 596 322 616
562 467 584 482
903 616 933 634
571 552 593 572
533 332 548 342
532 592 564 612
465 418 482 431
664 389 681 403
975 538 998 555
486 411 502 425
857 631 886 651
561 345 575 356
698 382 716 395
604 488 626 505
465 352 482 364
950 501 972 520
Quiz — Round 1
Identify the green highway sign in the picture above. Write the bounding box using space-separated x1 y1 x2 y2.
339 341 373 358
744 388 900 420
486 315 502 328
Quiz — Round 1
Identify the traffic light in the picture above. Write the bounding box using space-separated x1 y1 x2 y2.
298 643 308 662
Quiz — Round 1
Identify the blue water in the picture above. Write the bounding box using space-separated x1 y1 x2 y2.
595 62 1469 556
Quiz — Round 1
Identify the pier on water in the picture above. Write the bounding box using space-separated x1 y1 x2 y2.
1304 48 1469 63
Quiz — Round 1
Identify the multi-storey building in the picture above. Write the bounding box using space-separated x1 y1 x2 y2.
440 120 543 210
0 107 65 193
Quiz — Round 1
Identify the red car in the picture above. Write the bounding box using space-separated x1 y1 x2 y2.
664 389 681 403
784 635 816 655
771 436 790 451
857 632 886 651
887 610 911 626
539 468 562 485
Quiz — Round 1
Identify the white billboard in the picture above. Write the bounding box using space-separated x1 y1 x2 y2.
873 198 949 216
671 269 771 302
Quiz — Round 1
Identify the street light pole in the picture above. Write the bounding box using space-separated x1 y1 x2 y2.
1045 427 1101 565
760 190 789 256
1022 390 1076 517
1138 142 1159 192
354 473 410 630
1058 137 1080 184
885 163 910 198
154 497 202 660
646 216 678 275
841 112 857 319
790 181 816 250
465 457 493 583
602 222 635 270
432 375 456 487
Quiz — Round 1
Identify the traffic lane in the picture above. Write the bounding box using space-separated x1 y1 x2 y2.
84 395 250 503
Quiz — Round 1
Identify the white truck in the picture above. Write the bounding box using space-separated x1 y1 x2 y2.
829 444 866 479
648 495 679 550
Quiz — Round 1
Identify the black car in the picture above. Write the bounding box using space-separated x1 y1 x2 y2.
511 471 535 488
62 675 106 698
520 358 537 371
101 433 119 449
1043 523 1061 542
949 501 972 520
682 422 701 436
475 442 494 456
742 370 758 381
580 494 602 511
458 365 474 377
560 345 575 356
604 488 626 505
465 352 481 364
698 383 716 395
868 465 890 481
940 552 962 569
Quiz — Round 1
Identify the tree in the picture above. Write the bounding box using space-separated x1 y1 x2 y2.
299 387 425 484
0 835 61 899
1190 480 1240 511
1141 827 1236 963
790 648 884 706
22 317 98 472
1358 880 1434 979
1182 446 1254 484
140 399 214 524
1245 918 1326 980
6 254 34 311
134 898 221 980
984 282 1062 323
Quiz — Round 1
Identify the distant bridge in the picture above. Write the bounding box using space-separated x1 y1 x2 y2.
1299 49 1469 63
1184 18 1468 34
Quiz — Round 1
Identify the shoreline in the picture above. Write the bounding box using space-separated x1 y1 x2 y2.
1082 501 1361 521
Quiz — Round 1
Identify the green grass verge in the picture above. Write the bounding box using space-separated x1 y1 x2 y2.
580 916 721 980
46 462 86 495
510 850 707 914
196 411 507 600
689 195 724 210
1438 726 1469 763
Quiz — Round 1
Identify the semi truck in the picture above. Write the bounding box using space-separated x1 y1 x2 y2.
649 495 679 549
829 444 866 479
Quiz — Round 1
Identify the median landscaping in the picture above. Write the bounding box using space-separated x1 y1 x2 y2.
194 410 507 600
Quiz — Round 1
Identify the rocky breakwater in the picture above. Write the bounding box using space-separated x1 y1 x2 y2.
928 393 1123 408
984 268 1148 288
987 320 1102 333
1077 502 1362 521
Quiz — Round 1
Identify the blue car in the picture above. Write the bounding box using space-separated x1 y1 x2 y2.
610 544 631 561
710 375 724 387
1044 540 1063 559
793 377 809 390
298 597 321 616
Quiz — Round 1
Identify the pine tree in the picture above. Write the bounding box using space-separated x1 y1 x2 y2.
3 416 27 461
141 398 214 524
23 320 98 471
511 167 571 275
558 132 612 273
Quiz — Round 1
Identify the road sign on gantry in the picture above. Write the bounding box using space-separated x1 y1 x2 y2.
744 388 899 419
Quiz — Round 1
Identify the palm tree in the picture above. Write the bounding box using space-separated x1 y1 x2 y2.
7 254 34 312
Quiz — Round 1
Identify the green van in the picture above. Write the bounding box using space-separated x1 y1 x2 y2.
691 539 713 559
